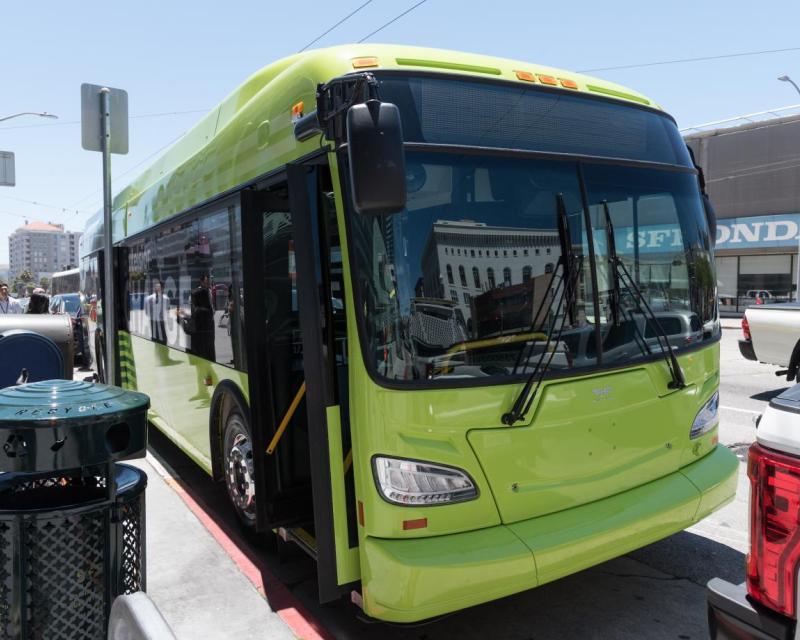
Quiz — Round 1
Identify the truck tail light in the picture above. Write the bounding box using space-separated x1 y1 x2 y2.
747 443 800 618
742 315 751 341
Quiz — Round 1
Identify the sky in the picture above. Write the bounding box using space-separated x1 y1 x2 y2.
2 0 800 264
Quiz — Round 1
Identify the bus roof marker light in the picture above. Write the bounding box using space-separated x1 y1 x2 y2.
352 57 379 69
559 78 579 89
537 74 558 86
291 101 304 122
515 70 536 82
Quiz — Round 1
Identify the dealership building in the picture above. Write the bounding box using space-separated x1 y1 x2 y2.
684 107 800 311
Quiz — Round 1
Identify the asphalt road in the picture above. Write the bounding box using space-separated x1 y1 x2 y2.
146 326 771 640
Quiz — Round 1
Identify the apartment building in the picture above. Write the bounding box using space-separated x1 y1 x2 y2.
8 221 82 281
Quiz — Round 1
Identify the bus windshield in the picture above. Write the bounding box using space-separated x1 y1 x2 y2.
348 153 716 383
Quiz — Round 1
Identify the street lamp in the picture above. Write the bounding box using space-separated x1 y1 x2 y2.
778 75 800 98
0 112 58 123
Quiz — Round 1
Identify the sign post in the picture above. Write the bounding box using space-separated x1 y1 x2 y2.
81 83 128 385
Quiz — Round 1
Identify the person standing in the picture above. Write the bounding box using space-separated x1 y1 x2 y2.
0 283 22 314
181 274 215 361
26 288 49 314
144 281 170 345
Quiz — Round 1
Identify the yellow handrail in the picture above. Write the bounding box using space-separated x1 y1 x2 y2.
266 381 306 455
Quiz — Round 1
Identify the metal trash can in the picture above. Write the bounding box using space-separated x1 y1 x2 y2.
0 379 149 640
0 315 75 385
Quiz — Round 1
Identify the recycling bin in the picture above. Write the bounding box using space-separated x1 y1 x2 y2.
0 379 149 640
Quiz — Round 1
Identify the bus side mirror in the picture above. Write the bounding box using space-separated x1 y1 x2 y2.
703 193 717 247
346 100 406 215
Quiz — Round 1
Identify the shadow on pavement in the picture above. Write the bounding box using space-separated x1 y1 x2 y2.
751 387 789 402
628 530 745 586
146 424 742 640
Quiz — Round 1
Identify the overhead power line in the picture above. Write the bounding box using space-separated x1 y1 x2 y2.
0 108 208 131
299 0 374 52
358 0 428 43
579 46 800 73
0 194 92 215
71 130 190 213
0 209 37 221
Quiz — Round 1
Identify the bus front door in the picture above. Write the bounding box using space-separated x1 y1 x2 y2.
242 161 358 603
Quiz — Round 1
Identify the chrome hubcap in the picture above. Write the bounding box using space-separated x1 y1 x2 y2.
226 423 255 522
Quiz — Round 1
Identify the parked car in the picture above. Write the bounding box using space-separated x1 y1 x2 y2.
744 289 777 305
564 311 704 368
739 303 800 381
707 386 800 639
50 293 89 367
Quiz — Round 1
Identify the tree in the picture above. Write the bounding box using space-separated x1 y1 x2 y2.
38 276 50 292
11 269 35 293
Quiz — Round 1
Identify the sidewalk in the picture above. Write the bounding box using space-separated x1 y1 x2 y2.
126 455 296 640
720 317 741 330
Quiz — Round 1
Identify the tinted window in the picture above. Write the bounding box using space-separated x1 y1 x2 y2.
378 75 691 166
347 152 716 384
645 317 682 337
124 202 244 369
349 151 598 382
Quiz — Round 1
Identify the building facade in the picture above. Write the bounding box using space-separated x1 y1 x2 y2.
8 221 82 282
685 110 800 311
420 219 559 324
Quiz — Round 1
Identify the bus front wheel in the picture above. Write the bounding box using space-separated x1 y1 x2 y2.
222 411 257 529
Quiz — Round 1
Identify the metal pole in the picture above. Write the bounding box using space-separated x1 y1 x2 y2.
100 88 116 384
796 236 800 302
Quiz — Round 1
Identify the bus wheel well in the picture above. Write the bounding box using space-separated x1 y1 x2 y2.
209 382 250 482
788 340 800 382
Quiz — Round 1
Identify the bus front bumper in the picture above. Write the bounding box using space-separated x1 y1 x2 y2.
361 444 738 623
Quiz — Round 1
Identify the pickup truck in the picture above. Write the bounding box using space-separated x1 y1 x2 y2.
740 303 800 381
707 385 800 639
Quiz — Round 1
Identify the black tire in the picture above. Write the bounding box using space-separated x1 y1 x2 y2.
222 410 257 529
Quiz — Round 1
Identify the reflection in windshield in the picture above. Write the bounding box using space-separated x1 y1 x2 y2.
349 151 717 383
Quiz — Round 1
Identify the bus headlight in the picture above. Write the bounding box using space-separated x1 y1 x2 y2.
372 456 478 506
691 390 719 439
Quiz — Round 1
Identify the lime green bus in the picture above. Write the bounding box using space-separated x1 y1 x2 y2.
83 44 737 623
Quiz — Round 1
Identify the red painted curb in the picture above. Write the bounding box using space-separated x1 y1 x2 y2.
161 473 336 640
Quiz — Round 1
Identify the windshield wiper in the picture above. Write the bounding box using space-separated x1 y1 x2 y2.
502 194 582 426
509 193 575 376
602 200 621 327
601 202 686 391
557 193 578 326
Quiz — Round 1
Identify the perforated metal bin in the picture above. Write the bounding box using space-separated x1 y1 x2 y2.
0 380 149 640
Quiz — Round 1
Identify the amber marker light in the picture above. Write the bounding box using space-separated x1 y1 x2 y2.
352 57 379 69
291 101 304 120
559 78 579 89
537 74 558 86
402 518 428 531
515 70 536 82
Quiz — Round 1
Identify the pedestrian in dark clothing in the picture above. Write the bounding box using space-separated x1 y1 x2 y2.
26 291 50 314
183 274 215 361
